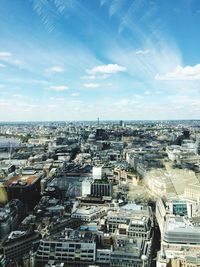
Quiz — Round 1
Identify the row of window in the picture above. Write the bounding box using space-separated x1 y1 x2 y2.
38 246 94 253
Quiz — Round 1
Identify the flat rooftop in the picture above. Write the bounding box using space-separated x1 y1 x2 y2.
4 174 40 187
44 229 95 243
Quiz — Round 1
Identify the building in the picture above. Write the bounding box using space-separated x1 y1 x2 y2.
71 206 106 222
156 198 200 267
81 178 91 197
107 203 153 236
4 171 42 211
184 183 200 202
1 229 40 261
0 199 25 240
93 167 102 180
110 235 151 267
36 229 97 266
91 181 113 198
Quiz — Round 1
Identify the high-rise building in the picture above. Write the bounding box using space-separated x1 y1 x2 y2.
5 172 42 211
91 182 112 197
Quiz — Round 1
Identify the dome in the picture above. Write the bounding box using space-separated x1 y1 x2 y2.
88 133 96 141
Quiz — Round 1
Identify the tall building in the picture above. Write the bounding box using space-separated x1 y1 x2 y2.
81 178 91 197
5 172 42 211
92 166 102 180
91 181 112 197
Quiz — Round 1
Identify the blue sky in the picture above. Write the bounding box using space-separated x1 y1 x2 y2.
0 0 200 121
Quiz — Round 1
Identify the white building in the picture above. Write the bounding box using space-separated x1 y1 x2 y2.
93 166 102 180
71 206 106 222
81 178 91 197
156 198 200 267
36 229 96 265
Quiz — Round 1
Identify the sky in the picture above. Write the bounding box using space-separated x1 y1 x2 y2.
0 0 200 121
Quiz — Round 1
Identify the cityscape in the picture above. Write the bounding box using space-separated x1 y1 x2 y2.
1 120 200 267
1 1 200 267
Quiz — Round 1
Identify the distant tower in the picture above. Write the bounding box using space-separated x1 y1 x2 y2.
9 142 12 163
97 117 99 126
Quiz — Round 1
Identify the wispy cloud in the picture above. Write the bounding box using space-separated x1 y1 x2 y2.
109 0 125 17
17 103 38 109
45 66 65 73
0 52 12 60
0 63 6 68
100 0 107 7
144 90 151 95
1 0 200 120
13 94 24 98
31 0 77 33
155 64 200 81
9 78 50 85
49 85 68 91
87 64 127 75
82 74 110 80
84 83 100 88
82 75 96 80
0 51 23 66
71 93 80 96
135 49 150 55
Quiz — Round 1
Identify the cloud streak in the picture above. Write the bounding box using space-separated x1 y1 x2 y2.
135 49 150 55
87 64 127 75
0 51 23 66
46 66 65 73
84 83 100 88
49 85 69 91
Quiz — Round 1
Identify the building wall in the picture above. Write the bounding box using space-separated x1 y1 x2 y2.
91 183 112 197
36 239 96 265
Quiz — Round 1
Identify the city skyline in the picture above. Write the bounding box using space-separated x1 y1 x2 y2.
1 0 200 121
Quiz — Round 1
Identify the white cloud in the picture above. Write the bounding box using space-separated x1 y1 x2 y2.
46 66 65 73
99 74 110 79
0 51 23 66
13 94 24 98
135 49 150 55
17 103 38 108
71 93 80 97
0 63 6 68
9 78 50 85
82 74 110 80
49 85 68 91
144 91 151 95
0 52 12 59
82 75 96 80
155 64 200 81
84 83 100 88
47 104 58 108
87 64 127 75
71 100 82 104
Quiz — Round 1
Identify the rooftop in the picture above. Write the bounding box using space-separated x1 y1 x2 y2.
4 173 41 187
44 228 95 243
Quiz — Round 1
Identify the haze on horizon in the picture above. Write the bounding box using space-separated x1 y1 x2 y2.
0 0 200 121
